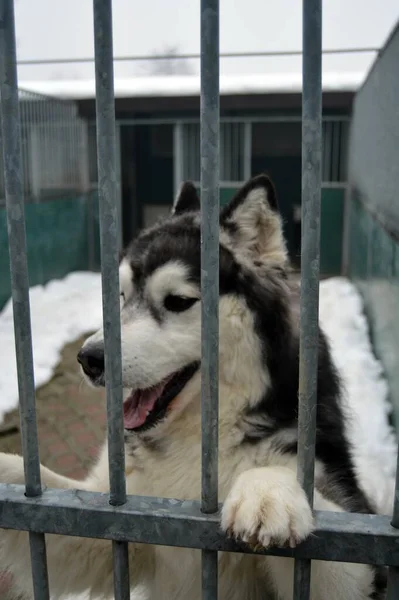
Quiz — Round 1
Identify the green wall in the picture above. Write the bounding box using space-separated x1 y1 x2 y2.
320 188 345 275
0 195 92 310
348 197 399 425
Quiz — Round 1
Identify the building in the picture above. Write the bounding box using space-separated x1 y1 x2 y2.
24 71 364 274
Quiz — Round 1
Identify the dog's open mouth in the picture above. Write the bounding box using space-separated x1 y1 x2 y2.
123 362 199 431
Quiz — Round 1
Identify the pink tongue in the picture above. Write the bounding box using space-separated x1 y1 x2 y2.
123 380 169 429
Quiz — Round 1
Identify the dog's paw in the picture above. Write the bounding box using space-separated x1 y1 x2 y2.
221 466 314 550
0 453 26 485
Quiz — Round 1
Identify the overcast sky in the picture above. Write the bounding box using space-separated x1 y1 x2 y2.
15 0 399 81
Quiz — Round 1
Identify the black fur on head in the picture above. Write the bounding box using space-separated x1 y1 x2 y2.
173 182 200 215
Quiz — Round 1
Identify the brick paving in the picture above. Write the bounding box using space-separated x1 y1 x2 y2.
0 334 108 596
0 334 107 480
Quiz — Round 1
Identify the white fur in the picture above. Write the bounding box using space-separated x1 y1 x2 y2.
0 310 377 599
221 187 288 266
119 257 134 303
0 435 375 600
0 184 379 599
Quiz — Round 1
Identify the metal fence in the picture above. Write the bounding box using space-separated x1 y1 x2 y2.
0 87 88 204
178 118 348 186
0 0 398 600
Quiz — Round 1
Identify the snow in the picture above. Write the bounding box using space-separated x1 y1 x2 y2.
319 277 397 516
0 272 397 598
0 272 103 424
18 71 367 101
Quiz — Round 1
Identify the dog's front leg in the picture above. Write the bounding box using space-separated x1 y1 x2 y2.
221 466 376 599
0 453 154 599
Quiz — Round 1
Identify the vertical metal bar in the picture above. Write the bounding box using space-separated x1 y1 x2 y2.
200 0 219 598
92 0 129 598
243 122 252 180
293 0 322 598
115 121 122 250
387 449 399 599
173 121 183 197
0 0 50 598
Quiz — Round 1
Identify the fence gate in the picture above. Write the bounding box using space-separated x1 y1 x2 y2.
0 0 399 599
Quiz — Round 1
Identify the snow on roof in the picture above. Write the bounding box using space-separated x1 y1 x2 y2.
18 72 366 101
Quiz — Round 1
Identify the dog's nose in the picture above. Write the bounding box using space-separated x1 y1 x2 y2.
77 346 105 380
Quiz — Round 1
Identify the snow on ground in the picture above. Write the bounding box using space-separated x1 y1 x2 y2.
0 272 103 424
319 277 397 516
0 271 397 598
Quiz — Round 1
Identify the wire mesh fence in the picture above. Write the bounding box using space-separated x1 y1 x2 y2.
0 87 88 204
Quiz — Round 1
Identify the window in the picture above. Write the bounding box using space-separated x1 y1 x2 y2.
182 121 245 183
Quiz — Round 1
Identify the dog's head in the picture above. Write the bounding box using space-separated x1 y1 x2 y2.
78 175 291 436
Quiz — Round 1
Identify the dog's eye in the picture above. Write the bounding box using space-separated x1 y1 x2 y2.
164 294 198 313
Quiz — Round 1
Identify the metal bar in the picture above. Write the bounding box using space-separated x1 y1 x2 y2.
16 46 380 66
387 448 399 598
0 1 50 597
115 122 123 251
173 121 184 197
92 0 129 597
200 0 220 598
93 0 126 509
243 122 252 180
0 485 399 566
112 540 130 600
294 0 322 597
297 0 322 507
102 116 350 127
29 532 50 600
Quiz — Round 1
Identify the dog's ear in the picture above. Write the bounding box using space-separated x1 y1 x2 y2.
172 182 200 215
220 174 287 265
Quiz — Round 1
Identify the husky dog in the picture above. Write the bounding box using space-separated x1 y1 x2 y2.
0 175 386 599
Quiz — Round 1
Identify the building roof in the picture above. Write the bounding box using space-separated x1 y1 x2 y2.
19 72 367 101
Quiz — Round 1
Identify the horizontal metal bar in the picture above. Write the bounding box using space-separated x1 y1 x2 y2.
110 116 351 127
17 47 380 66
0 485 398 566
